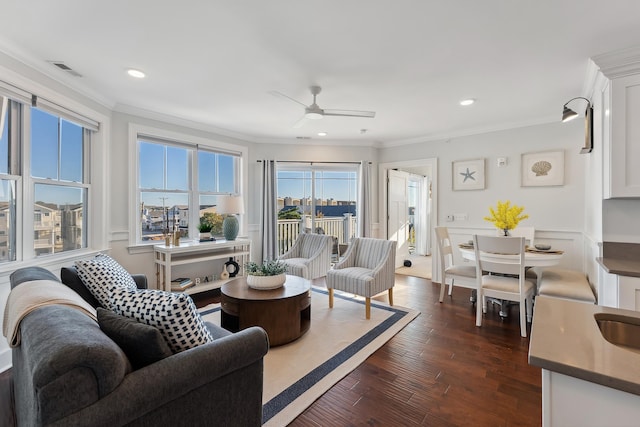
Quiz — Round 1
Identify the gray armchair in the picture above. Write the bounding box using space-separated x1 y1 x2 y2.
278 233 334 280
326 237 397 319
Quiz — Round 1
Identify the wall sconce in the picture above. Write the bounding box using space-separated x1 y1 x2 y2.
562 97 593 154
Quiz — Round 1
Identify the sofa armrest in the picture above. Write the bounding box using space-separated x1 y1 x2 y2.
52 326 270 427
131 274 148 289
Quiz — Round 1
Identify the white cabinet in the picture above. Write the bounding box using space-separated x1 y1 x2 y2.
542 369 640 427
604 73 640 198
154 238 251 294
597 265 640 311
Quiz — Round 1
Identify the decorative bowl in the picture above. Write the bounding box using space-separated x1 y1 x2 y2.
246 273 286 290
534 244 551 251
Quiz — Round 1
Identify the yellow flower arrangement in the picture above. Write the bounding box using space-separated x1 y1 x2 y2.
483 200 529 235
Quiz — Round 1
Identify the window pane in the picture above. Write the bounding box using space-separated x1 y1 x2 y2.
0 180 16 262
34 184 85 255
140 191 189 241
31 108 59 179
166 146 188 190
0 98 9 174
198 150 217 192
218 154 235 193
199 195 224 238
60 120 83 182
277 168 357 256
139 141 165 189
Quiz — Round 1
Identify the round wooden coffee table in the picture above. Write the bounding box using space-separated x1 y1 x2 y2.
220 275 311 347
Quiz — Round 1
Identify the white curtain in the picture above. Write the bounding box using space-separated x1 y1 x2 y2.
260 160 278 261
415 176 430 255
358 161 372 237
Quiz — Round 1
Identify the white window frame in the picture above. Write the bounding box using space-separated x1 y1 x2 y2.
0 74 109 273
127 123 248 250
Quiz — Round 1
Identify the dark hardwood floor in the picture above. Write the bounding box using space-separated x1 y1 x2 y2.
0 275 540 427
286 275 541 427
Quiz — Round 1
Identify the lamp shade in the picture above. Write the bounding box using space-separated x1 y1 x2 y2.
216 195 245 215
562 105 578 122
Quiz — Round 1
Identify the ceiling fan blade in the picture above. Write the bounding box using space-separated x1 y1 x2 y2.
323 109 376 118
292 115 310 129
269 90 308 108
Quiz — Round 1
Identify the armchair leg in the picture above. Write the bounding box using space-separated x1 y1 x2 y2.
388 288 394 306
365 297 371 319
329 288 334 308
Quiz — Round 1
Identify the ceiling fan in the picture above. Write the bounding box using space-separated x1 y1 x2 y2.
270 85 376 128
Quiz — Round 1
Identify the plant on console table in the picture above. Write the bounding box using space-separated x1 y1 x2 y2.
197 218 213 241
244 260 288 290
483 200 528 236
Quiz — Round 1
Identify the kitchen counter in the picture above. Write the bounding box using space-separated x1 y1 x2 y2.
597 241 640 277
529 295 640 396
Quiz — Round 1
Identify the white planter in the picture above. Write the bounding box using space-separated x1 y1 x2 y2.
246 273 286 290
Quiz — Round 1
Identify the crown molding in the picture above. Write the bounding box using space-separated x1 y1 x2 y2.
591 45 640 79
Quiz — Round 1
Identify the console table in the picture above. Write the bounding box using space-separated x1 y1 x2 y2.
154 238 251 294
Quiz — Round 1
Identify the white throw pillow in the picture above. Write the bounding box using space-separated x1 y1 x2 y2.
111 289 214 353
75 253 138 309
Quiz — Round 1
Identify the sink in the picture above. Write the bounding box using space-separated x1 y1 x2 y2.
595 313 640 352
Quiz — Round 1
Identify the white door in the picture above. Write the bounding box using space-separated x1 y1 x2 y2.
387 169 410 268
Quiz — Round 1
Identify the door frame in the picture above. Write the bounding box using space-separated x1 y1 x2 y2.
378 157 438 258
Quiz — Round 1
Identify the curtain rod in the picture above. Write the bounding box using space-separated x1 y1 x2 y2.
256 160 371 164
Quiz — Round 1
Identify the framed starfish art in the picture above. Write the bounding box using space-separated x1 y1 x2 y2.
452 158 485 191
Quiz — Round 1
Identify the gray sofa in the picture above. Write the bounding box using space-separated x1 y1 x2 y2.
7 266 269 427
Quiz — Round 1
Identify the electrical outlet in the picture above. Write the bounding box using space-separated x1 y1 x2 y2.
446 215 454 222
454 213 468 221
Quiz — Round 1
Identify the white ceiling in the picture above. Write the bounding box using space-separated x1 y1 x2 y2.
1 1 640 146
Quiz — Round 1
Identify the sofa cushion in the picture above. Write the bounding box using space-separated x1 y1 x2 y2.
111 289 214 353
61 266 102 308
75 254 137 309
97 307 173 369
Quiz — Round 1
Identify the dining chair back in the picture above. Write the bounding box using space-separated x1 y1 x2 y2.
435 227 477 303
509 226 535 247
473 234 536 337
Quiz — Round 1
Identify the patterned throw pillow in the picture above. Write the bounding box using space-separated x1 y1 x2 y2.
111 289 214 353
75 254 138 309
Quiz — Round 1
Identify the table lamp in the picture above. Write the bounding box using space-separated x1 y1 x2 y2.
217 195 244 241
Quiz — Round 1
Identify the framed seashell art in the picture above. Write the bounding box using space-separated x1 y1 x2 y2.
521 150 564 186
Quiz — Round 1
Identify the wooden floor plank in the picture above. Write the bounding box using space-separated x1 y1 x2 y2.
290 275 541 426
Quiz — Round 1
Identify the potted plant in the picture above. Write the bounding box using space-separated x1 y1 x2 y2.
244 259 288 290
198 218 213 241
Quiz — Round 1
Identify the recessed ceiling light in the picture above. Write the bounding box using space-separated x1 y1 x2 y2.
317 132 328 136
127 68 146 79
460 98 475 106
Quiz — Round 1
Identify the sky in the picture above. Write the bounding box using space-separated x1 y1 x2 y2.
277 170 357 202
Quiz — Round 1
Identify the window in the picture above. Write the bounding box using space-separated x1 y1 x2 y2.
31 108 89 255
277 164 358 256
136 135 242 244
0 88 95 263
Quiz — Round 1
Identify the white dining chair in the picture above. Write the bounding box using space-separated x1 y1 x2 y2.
435 227 476 303
473 235 536 338
508 226 535 247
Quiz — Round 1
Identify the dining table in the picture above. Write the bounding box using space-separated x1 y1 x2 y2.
458 243 564 317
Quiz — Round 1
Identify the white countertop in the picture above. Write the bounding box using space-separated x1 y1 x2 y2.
529 296 640 395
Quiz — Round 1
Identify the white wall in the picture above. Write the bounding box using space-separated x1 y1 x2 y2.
380 121 586 233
